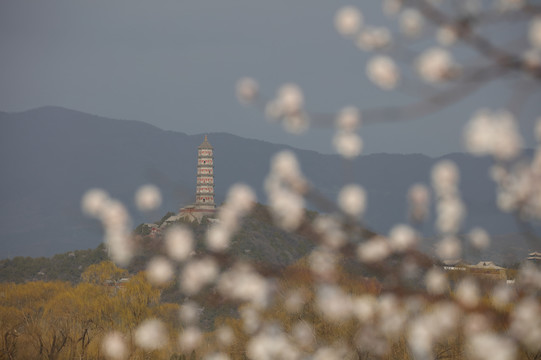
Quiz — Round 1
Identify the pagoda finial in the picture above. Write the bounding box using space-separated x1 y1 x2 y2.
204 134 208 142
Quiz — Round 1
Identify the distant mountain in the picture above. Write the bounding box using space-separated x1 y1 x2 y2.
0 106 534 261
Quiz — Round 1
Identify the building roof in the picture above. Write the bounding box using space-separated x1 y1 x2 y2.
198 135 213 149
470 261 504 269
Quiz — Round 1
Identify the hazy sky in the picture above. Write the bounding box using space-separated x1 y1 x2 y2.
0 0 536 155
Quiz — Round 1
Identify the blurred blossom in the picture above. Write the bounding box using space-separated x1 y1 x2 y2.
165 225 194 262
416 47 458 83
356 27 392 51
400 8 424 37
241 307 260 334
431 160 459 196
468 227 490 250
425 267 448 294
366 55 400 90
284 289 307 314
269 188 305 231
313 215 346 249
236 77 259 105
408 316 434 360
283 112 310 134
264 100 282 121
338 183 366 217
436 196 465 234
383 0 401 16
491 283 514 309
100 199 131 230
146 256 174 285
270 150 304 184
179 301 200 325
102 331 128 360
464 109 523 160
218 263 269 307
81 188 109 217
435 236 462 260
206 225 231 252
352 294 377 322
309 247 338 279
357 236 391 263
511 297 541 351
335 106 360 131
316 285 352 321
226 183 256 214
518 262 541 289
134 318 168 350
437 25 458 46
408 183 430 222
332 131 363 158
246 324 299 360
468 332 516 360
276 83 304 116
179 326 202 353
464 313 491 335
334 6 363 36
135 184 162 212
180 257 219 295
216 325 235 347
389 224 417 252
105 230 134 267
292 321 315 348
455 278 479 308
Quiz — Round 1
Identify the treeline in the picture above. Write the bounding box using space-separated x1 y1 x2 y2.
0 261 180 360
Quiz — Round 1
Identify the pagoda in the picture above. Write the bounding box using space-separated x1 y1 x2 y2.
175 135 217 222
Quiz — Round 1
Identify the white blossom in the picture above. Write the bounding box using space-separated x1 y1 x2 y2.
435 236 462 260
335 6 363 36
400 8 424 37
389 224 418 252
276 83 304 116
469 227 490 250
332 131 363 158
356 27 391 51
179 326 202 353
146 256 174 285
366 55 400 90
416 47 458 83
425 267 448 295
135 184 162 212
464 109 523 160
81 188 109 217
432 160 459 196
316 285 352 321
335 106 361 131
468 332 516 360
455 278 479 308
408 183 430 222
357 236 391 263
134 318 168 350
236 77 259 104
179 301 201 325
102 331 128 360
180 257 219 295
338 183 366 217
165 225 194 262
437 25 458 46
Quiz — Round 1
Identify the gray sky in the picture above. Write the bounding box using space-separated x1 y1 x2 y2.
0 0 536 155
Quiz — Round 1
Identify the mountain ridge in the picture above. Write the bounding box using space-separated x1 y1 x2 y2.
0 106 534 261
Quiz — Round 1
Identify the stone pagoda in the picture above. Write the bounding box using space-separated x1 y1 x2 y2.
175 135 217 222
195 135 216 210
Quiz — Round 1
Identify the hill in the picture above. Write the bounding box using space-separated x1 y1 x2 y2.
0 106 534 261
